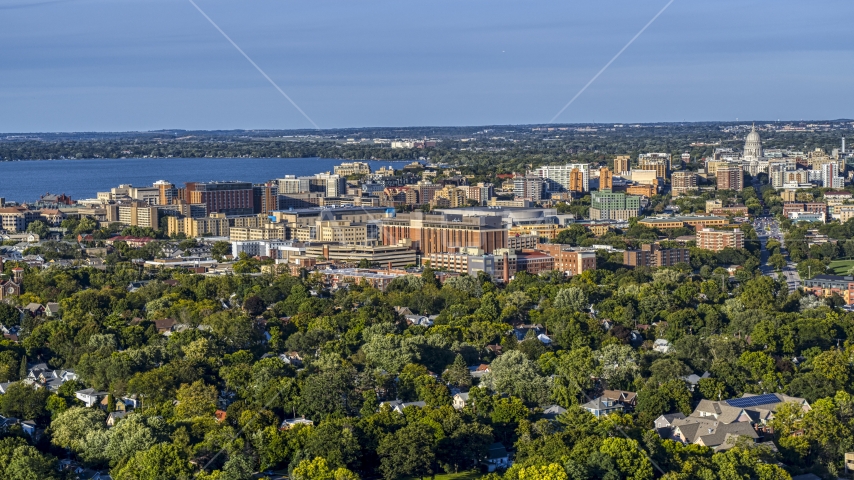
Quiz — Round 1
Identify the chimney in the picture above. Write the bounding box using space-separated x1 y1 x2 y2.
387 262 392 273
502 252 509 284
322 244 329 261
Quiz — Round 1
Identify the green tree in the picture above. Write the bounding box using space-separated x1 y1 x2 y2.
175 380 218 419
50 406 107 455
600 437 654 480
0 437 59 480
26 220 49 238
113 443 193 480
378 423 436 480
292 457 360 480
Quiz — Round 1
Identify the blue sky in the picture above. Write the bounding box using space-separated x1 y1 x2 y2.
1 0 852 131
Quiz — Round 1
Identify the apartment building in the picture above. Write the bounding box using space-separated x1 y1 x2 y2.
716 165 744 192
696 228 745 252
589 189 642 221
599 167 613 190
613 155 631 175
0 206 38 233
333 162 371 176
106 203 160 229
638 153 670 179
623 243 690 268
671 172 697 196
167 213 230 237
535 244 597 276
513 176 545 201
534 164 590 193
229 223 288 242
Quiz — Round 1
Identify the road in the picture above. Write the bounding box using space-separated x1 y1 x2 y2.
754 215 800 293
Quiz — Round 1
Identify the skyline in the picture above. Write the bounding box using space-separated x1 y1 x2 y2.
1 0 853 131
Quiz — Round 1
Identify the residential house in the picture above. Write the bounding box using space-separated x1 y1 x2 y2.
22 303 44 317
452 392 470 410
404 314 435 327
106 411 127 427
26 363 78 392
20 420 37 437
581 396 626 418
482 442 513 473
75 388 108 408
682 372 711 392
542 405 567 420
468 364 491 379
602 390 638 409
45 302 60 318
278 351 304 368
654 412 687 430
380 400 427 414
653 338 672 354
656 393 810 450
214 410 227 423
280 417 314 430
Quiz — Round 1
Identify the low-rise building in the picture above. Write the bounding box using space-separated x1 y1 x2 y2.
804 274 854 304
534 244 597 276
623 243 690 268
638 215 728 230
696 228 745 252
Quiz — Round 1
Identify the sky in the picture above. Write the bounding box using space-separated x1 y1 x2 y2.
1 0 852 132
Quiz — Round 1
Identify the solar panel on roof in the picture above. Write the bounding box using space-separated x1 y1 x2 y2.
724 393 780 409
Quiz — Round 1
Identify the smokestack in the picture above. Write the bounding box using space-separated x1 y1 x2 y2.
387 262 392 273
503 252 509 284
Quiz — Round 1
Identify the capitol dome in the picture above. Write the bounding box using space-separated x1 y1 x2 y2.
743 124 762 159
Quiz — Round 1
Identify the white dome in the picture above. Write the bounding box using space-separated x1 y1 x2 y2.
743 125 762 159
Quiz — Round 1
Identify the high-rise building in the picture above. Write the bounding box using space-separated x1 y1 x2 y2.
253 182 279 215
599 167 613 190
184 181 254 215
514 176 545 201
569 168 585 193
671 172 697 196
381 212 507 255
638 153 671 179
613 155 631 175
716 164 744 191
696 228 744 252
534 164 590 192
820 162 844 189
590 189 642 220
154 180 178 205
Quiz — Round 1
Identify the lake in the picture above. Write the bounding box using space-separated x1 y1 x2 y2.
0 157 406 203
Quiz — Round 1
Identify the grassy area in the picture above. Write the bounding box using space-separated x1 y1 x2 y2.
829 259 854 275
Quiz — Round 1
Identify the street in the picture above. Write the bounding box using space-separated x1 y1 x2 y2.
754 215 801 293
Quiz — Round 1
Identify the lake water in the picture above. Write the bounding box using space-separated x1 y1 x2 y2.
0 157 406 203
